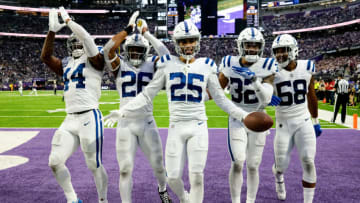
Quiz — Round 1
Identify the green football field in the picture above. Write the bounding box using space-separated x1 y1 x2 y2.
0 90 349 128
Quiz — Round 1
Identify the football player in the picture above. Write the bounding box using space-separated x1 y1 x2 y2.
270 34 322 203
18 80 23 96
104 20 249 203
102 12 172 203
29 80 38 96
40 7 108 203
217 27 277 203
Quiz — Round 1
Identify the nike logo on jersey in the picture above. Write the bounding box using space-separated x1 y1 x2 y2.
84 121 90 126
198 121 204 125
305 118 310 122
148 120 153 125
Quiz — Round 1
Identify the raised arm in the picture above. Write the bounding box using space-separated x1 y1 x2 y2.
40 8 65 76
136 18 170 57
103 11 139 73
59 6 104 71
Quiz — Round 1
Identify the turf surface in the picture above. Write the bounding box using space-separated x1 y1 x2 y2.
0 90 347 128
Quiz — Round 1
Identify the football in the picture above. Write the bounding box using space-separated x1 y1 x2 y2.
243 112 274 132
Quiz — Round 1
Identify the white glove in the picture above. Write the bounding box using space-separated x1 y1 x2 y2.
136 18 148 34
48 8 66 32
103 110 124 128
59 6 71 23
128 11 139 30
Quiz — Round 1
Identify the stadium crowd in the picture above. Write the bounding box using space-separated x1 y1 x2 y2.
262 2 360 32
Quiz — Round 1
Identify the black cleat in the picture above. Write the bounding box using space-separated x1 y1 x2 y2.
158 188 172 203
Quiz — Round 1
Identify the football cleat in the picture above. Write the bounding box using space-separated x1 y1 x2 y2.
158 188 172 203
273 166 286 201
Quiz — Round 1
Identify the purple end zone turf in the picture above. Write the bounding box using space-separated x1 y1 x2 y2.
0 128 359 202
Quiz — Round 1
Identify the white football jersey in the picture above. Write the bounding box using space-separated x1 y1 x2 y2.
121 54 246 122
116 56 157 110
220 56 278 112
274 60 316 120
156 55 217 121
62 52 103 114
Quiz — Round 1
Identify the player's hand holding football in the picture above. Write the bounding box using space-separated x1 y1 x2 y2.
136 18 148 34
48 8 66 33
103 110 124 128
59 6 71 23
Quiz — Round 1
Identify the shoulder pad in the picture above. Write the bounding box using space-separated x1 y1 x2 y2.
156 54 171 69
159 54 171 64
261 58 277 71
222 55 233 68
146 55 157 63
151 55 158 62
205 57 216 67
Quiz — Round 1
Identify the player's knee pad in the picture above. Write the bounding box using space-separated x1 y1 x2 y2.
189 163 205 174
152 162 165 176
119 160 133 176
189 172 204 187
167 177 181 186
301 156 316 183
275 155 289 172
247 157 261 173
83 152 100 172
231 160 244 173
48 152 64 168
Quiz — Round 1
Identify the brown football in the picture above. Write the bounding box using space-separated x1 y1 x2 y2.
243 112 274 132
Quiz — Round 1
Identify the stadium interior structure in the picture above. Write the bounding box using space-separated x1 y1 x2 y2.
0 0 359 103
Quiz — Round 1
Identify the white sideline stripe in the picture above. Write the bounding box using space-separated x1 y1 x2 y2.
0 155 29 171
0 131 39 153
318 109 359 130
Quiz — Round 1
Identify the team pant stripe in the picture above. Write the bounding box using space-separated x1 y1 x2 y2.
93 109 100 168
227 117 235 162
97 109 104 164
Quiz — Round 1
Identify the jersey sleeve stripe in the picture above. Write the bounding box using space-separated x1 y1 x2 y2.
227 56 232 67
268 58 275 70
166 54 170 61
307 60 311 70
263 58 270 69
222 56 226 67
210 60 215 67
152 55 157 62
160 55 165 63
205 57 210 64
312 62 315 72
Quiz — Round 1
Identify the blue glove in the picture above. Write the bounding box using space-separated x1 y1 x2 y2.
268 95 282 106
314 124 322 138
235 67 256 80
